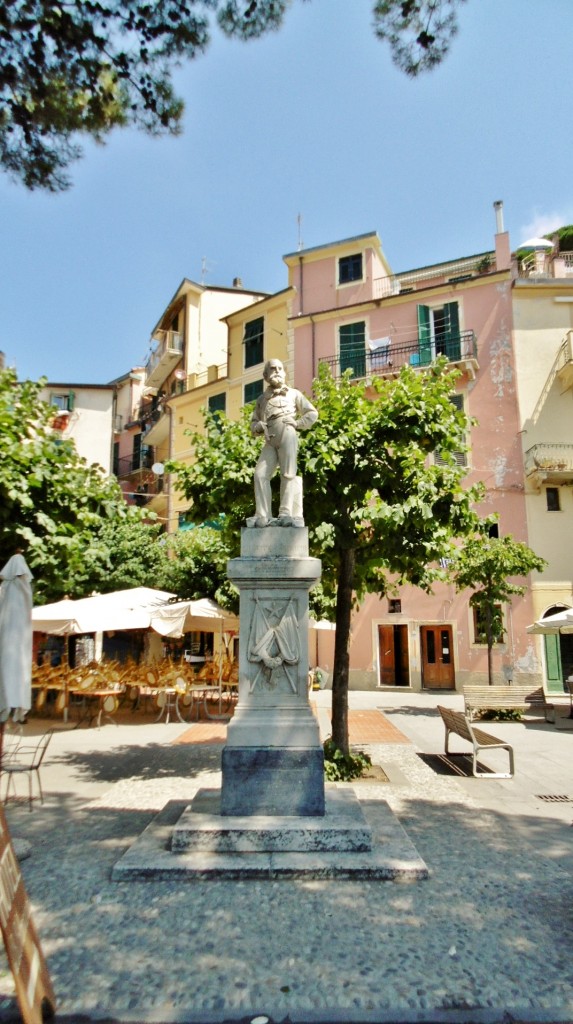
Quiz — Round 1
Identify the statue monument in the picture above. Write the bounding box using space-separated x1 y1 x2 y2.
222 359 324 815
112 358 429 879
246 358 318 528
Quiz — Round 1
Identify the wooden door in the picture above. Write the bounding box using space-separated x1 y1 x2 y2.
420 625 455 689
378 624 410 686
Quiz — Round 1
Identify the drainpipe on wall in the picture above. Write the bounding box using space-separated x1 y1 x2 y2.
298 255 304 315
166 401 174 533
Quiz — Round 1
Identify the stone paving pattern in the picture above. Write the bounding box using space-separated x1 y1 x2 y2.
0 690 572 1023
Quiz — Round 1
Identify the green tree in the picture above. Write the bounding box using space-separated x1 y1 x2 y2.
169 360 482 754
68 515 168 598
0 366 154 602
1 0 465 191
158 524 239 609
451 530 546 686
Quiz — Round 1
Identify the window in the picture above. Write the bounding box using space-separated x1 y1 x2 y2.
208 393 226 416
546 487 561 511
473 604 504 645
339 321 366 378
244 379 264 404
388 599 402 614
417 302 461 364
488 522 500 538
50 391 74 411
338 253 363 285
243 317 264 368
434 393 467 467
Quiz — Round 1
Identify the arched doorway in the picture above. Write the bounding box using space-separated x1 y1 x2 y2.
542 605 573 693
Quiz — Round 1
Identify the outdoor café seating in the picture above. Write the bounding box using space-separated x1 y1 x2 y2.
1 730 55 810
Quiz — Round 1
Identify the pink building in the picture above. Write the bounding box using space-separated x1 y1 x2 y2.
284 226 539 690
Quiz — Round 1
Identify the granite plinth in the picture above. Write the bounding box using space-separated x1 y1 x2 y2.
238 526 311 558
172 787 371 852
112 787 430 881
220 746 325 816
223 706 321 748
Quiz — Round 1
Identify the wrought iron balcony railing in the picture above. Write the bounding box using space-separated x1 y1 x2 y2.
318 331 477 381
115 450 154 478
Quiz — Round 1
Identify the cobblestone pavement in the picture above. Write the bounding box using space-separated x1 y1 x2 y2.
1 692 572 1024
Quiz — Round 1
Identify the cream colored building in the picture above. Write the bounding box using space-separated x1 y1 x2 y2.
512 252 573 690
40 382 116 473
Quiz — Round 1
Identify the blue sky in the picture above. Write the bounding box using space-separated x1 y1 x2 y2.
2 0 573 384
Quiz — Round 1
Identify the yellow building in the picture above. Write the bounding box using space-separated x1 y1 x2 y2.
116 278 266 530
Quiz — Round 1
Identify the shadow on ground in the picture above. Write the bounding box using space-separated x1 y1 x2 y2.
49 741 222 785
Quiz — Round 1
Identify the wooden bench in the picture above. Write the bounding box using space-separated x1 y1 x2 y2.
437 705 514 779
463 685 557 722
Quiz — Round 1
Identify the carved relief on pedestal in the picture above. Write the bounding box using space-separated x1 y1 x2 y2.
247 595 300 694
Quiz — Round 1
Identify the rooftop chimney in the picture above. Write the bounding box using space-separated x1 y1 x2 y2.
493 200 511 271
232 277 243 289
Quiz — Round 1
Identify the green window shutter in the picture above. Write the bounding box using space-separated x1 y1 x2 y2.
208 392 226 414
244 317 264 369
544 633 563 692
339 322 366 378
417 305 432 365
244 379 264 404
444 302 461 360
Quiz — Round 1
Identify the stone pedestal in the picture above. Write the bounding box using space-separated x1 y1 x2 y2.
221 527 324 816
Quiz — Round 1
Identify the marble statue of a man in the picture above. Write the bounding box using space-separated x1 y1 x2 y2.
247 359 318 528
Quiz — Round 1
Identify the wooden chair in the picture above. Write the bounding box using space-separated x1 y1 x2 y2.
2 730 55 810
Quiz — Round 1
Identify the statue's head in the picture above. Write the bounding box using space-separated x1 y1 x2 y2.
263 359 286 388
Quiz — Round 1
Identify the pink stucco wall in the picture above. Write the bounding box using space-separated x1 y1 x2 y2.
290 247 538 690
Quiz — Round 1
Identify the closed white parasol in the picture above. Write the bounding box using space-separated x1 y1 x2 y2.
0 553 33 724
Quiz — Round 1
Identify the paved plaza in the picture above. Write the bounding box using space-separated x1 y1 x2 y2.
0 688 572 1024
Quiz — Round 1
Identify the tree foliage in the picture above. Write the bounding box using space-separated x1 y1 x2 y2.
451 530 546 685
0 366 159 602
372 0 466 76
169 360 482 753
158 524 239 609
1 0 466 191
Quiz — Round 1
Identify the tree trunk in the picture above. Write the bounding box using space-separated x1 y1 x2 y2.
486 604 494 685
331 546 355 755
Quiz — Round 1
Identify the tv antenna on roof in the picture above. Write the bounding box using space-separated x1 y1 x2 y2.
297 213 303 251
201 256 215 284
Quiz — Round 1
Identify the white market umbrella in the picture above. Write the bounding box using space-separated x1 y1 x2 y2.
150 598 238 638
520 237 554 249
0 553 33 724
526 607 573 634
32 587 175 635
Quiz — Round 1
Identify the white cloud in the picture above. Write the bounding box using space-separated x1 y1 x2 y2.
520 209 573 242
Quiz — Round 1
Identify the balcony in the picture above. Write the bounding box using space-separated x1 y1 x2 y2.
144 409 169 446
319 331 478 382
524 443 573 488
116 449 155 478
145 330 184 389
372 253 497 298
517 251 573 280
129 474 166 509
